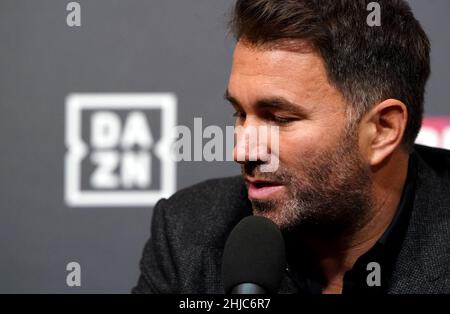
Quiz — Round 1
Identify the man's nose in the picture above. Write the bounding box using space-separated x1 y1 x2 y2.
233 123 271 164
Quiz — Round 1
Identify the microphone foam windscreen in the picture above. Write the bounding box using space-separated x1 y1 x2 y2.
222 215 286 294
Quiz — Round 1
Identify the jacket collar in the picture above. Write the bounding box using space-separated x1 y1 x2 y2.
388 145 450 292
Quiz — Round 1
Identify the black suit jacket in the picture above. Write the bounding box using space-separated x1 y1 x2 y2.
132 145 450 294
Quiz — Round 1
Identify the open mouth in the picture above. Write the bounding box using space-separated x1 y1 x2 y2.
253 181 280 188
246 178 284 200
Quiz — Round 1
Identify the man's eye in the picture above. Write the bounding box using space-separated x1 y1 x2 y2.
267 115 296 125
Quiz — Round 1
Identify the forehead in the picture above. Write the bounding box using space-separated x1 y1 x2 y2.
231 41 323 76
228 41 343 109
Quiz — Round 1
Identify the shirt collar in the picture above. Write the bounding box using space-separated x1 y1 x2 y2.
378 150 417 247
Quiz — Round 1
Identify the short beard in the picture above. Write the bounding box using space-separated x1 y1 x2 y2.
247 124 373 237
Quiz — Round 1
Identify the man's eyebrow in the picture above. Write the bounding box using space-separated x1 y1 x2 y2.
255 97 307 116
224 89 308 116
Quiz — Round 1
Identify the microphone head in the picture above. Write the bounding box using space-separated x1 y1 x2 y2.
222 215 286 294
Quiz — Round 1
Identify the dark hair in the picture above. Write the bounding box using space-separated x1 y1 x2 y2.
230 0 431 151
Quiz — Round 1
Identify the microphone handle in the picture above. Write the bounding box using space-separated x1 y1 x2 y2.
231 283 266 294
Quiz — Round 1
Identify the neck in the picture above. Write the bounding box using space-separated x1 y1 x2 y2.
300 151 410 293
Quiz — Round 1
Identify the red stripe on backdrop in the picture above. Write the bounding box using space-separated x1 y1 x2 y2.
416 117 450 150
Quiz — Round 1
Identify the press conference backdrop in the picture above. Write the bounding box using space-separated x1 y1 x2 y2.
0 0 449 293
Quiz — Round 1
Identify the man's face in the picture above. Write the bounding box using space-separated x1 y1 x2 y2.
227 41 373 232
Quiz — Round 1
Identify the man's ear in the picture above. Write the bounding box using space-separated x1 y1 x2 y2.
359 99 408 166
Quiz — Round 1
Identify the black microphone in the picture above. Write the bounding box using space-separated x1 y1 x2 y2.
222 215 286 294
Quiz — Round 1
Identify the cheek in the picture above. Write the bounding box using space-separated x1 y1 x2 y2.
280 128 330 159
277 135 316 170
277 124 343 166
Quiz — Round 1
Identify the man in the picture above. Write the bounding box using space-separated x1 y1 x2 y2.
133 0 450 294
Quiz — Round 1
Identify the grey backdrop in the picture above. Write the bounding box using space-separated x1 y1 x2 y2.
0 0 449 293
